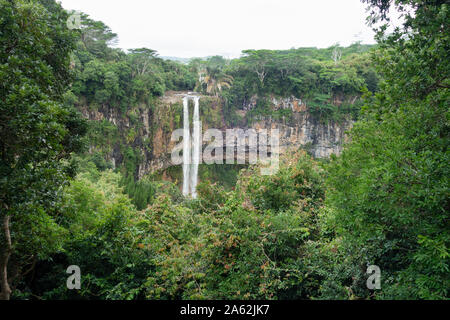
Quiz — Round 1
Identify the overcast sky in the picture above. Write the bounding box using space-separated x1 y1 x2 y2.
58 0 377 58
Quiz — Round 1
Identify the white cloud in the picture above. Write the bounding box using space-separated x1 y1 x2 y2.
58 0 377 58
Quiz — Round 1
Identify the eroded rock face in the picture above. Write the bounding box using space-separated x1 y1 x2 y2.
80 92 353 179
250 113 352 159
235 95 353 158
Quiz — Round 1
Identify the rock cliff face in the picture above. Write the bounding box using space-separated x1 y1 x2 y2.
246 96 353 158
80 91 353 179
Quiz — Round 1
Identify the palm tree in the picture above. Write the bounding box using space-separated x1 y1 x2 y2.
195 60 233 96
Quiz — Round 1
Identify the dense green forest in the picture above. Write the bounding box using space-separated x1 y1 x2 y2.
0 0 448 300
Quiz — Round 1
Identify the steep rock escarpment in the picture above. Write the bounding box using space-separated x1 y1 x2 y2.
80 91 353 179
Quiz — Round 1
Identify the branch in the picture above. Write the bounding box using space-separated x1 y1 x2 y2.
0 214 12 300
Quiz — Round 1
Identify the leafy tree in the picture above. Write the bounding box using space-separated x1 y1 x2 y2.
194 56 234 96
77 12 118 59
324 0 449 299
29 167 154 300
145 151 326 299
197 69 234 97
222 45 377 123
0 0 86 300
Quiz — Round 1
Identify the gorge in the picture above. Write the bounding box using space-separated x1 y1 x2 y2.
2 0 446 301
80 92 354 190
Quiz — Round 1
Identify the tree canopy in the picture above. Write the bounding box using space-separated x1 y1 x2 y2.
0 0 448 301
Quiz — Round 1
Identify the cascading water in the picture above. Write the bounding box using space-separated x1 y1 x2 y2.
182 96 191 196
190 96 201 198
182 95 201 198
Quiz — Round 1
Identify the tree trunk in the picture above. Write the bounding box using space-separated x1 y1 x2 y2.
0 214 12 300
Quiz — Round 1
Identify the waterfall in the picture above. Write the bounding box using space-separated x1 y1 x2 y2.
182 95 201 198
182 96 191 196
191 96 201 198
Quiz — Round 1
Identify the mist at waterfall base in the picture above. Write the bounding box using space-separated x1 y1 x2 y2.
182 96 201 198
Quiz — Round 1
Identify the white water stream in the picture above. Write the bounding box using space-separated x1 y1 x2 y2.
191 96 200 198
182 95 200 198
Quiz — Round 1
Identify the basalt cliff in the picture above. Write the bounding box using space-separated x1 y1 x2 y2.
80 91 353 179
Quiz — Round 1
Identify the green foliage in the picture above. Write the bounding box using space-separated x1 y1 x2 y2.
3 0 448 302
87 119 119 153
199 97 223 128
323 0 450 299
218 46 377 123
144 151 326 299
24 166 154 299
194 56 234 96
199 164 245 190
71 16 196 110
123 174 182 211
0 0 86 299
